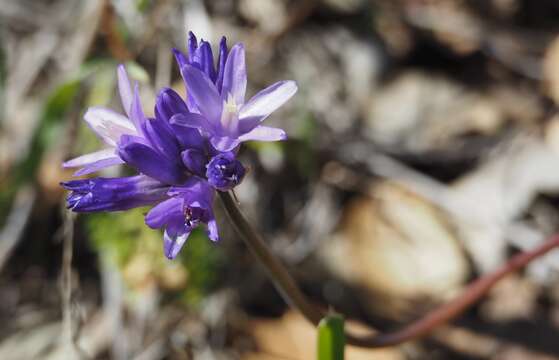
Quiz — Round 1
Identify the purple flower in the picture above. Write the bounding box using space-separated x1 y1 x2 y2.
145 178 218 259
171 34 297 152
63 65 145 176
206 152 246 191
62 32 298 259
62 175 169 212
62 69 222 259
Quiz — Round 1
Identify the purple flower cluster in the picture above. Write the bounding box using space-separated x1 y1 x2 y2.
62 32 297 259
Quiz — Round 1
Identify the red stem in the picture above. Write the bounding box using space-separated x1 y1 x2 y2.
345 234 559 347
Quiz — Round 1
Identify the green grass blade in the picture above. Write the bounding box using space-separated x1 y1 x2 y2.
317 314 345 360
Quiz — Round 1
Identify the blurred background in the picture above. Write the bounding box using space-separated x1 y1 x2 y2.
2 0 559 359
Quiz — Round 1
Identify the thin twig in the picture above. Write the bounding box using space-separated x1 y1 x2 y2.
61 210 74 345
219 190 559 348
61 209 91 359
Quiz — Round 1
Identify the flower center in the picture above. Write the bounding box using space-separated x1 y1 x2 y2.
220 93 239 132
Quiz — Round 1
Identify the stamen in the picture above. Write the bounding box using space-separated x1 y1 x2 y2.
183 205 206 228
183 206 196 227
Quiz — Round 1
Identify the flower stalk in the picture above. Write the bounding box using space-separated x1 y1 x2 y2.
218 191 324 324
219 190 559 348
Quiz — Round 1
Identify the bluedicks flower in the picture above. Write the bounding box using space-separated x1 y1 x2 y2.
63 70 222 259
62 31 297 259
171 33 298 152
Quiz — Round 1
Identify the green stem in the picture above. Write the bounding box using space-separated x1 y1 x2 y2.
219 191 559 348
318 314 345 360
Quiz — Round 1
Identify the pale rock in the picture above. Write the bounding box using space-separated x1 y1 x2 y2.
320 181 468 318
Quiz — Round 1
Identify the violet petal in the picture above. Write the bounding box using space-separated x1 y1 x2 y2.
187 31 198 58
142 118 182 163
118 135 186 185
238 126 287 142
155 87 189 122
172 48 188 74
220 43 247 105
164 230 190 259
215 36 228 93
62 175 168 212
145 197 182 229
117 64 133 117
170 113 211 132
84 107 136 147
129 83 147 132
210 135 241 152
239 80 297 122
73 156 124 176
181 65 222 123
207 218 219 242
63 148 118 169
171 124 206 151
181 149 207 176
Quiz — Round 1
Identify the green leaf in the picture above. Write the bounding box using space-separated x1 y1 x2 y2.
317 314 345 360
